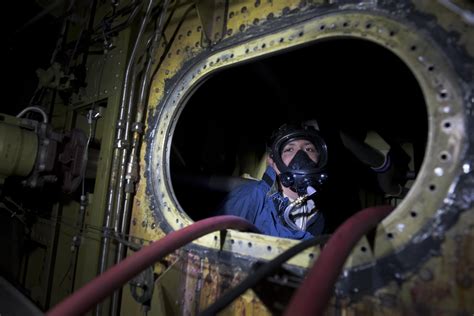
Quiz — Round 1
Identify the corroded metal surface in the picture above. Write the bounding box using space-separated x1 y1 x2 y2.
6 1 472 314
122 0 474 314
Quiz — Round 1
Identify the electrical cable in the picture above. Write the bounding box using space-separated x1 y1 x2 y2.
27 211 149 251
150 2 195 81
199 234 330 316
283 205 394 316
16 106 49 123
90 0 142 44
46 215 259 316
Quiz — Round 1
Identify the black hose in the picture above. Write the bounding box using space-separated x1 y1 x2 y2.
198 235 330 316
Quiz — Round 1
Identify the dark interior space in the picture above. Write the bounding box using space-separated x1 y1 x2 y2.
5 2 60 116
171 38 428 234
1 2 63 286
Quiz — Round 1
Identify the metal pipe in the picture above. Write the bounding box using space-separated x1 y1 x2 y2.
97 0 153 313
111 2 171 312
96 0 153 314
108 69 144 313
109 65 138 315
46 216 259 316
283 205 394 316
99 0 152 274
116 0 172 264
112 65 138 238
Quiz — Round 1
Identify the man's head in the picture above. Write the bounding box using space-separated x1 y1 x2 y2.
268 122 328 196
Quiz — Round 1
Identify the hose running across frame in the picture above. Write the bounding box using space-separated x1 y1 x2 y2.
46 215 259 316
283 205 394 316
199 234 330 316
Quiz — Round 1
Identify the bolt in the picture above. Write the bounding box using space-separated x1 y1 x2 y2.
394 272 404 280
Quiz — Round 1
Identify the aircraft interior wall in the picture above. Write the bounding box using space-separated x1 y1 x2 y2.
2 0 472 314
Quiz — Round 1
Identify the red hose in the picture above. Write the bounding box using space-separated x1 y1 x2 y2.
47 215 258 316
283 205 394 316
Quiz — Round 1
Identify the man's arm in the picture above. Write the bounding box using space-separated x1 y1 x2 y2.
217 182 261 223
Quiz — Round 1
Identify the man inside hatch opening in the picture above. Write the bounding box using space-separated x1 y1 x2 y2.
218 122 328 239
217 121 411 240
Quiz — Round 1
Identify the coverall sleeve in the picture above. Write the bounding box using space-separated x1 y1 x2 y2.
217 183 263 224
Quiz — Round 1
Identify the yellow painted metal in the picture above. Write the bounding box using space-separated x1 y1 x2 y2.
122 0 473 314
0 118 38 178
331 207 474 315
414 0 474 55
150 260 183 315
11 0 470 315
145 5 467 263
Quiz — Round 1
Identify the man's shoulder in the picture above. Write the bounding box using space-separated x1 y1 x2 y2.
218 178 270 219
234 166 276 194
231 178 268 196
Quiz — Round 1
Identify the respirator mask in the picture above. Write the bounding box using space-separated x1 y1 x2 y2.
270 123 328 196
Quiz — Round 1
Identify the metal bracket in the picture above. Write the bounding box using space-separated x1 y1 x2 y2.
129 266 155 304
196 0 229 45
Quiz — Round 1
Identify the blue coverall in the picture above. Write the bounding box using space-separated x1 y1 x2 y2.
218 166 325 239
